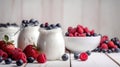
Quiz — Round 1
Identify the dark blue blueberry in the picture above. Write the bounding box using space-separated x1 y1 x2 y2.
16 59 23 66
111 48 115 52
62 54 68 61
114 37 119 41
93 33 98 36
45 23 49 27
46 26 52 30
6 23 10 26
111 38 116 42
115 48 120 53
5 58 12 64
107 49 112 53
27 57 35 63
34 20 39 26
65 32 69 36
0 56 3 63
29 19 35 23
0 24 7 27
40 24 44 28
11 23 18 27
56 23 61 27
102 49 107 53
86 33 91 36
86 50 91 55
74 53 79 59
50 24 56 28
114 41 120 47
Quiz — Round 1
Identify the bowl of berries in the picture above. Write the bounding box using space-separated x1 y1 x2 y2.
65 25 101 52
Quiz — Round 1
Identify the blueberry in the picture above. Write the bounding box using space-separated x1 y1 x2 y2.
5 58 12 64
65 32 69 36
114 41 120 46
46 26 52 30
34 20 39 26
111 38 116 42
11 23 18 27
29 19 35 23
62 54 68 61
56 23 61 27
107 49 112 53
86 51 91 55
16 59 23 66
114 37 119 41
0 56 3 63
111 48 115 52
27 57 35 63
74 53 79 59
50 24 56 28
102 49 107 53
86 33 91 37
104 40 109 44
6 23 10 26
0 24 7 27
93 33 98 36
115 48 120 53
45 22 49 27
40 24 44 28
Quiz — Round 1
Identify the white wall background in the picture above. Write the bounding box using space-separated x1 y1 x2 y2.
0 0 120 38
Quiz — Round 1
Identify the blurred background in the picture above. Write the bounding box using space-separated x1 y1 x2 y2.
0 0 120 38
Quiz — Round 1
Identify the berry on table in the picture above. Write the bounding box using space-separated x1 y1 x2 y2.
16 59 24 66
74 53 79 59
62 54 68 61
27 57 35 63
0 56 3 63
86 51 91 56
37 53 46 63
79 52 88 61
5 58 12 64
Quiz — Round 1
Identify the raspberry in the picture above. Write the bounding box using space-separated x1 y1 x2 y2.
74 32 80 37
90 29 95 35
37 53 46 63
100 35 109 44
69 33 74 37
100 43 108 49
77 25 84 29
23 45 39 59
108 41 115 48
0 49 8 60
79 33 86 37
84 27 90 33
77 26 84 34
0 41 5 49
79 52 88 61
12 52 27 63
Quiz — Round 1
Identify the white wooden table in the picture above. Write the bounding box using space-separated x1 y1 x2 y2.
0 53 120 67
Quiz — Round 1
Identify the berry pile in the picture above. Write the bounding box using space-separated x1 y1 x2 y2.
93 35 120 53
74 51 91 61
65 25 99 37
0 23 18 27
0 35 47 66
22 19 39 27
40 22 61 30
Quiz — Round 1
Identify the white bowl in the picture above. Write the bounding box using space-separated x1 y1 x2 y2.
65 36 101 52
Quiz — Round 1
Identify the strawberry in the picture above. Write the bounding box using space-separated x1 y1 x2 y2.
37 53 46 63
108 41 115 48
0 49 8 60
12 52 27 63
79 52 88 61
100 43 108 49
23 45 39 59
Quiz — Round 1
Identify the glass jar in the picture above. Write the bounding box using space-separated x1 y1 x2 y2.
37 28 65 60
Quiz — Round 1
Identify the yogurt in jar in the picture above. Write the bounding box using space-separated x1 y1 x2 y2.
18 19 40 50
38 23 65 60
0 23 19 47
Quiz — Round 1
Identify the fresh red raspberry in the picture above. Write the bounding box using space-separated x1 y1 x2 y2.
108 41 115 48
77 26 84 34
100 35 109 44
69 33 74 37
90 29 95 35
79 52 88 61
100 43 108 49
77 24 84 29
84 27 90 33
37 53 46 63
23 45 39 59
79 33 86 37
0 49 8 60
0 41 5 49
74 32 80 37
12 52 27 63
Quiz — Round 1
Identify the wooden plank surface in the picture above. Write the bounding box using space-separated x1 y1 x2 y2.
71 53 119 67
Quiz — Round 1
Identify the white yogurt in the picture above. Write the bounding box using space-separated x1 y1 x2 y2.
0 26 20 47
18 26 39 50
37 28 65 60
